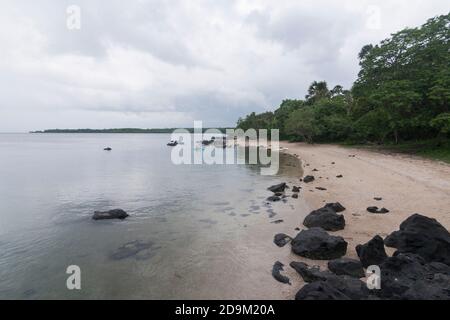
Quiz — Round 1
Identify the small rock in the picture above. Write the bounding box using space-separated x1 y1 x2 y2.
303 176 315 183
274 233 292 247
336 175 343 178
268 183 287 193
374 197 383 201
272 261 291 285
267 196 281 202
104 147 112 151
271 219 284 224
292 186 301 193
292 194 299 199
315 187 327 191
367 207 389 214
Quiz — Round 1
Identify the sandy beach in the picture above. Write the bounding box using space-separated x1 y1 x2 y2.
260 141 450 299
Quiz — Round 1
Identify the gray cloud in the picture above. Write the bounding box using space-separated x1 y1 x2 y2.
0 0 448 131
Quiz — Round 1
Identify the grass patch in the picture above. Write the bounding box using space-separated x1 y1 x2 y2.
343 139 450 164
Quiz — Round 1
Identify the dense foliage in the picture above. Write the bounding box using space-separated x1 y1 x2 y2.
237 13 450 144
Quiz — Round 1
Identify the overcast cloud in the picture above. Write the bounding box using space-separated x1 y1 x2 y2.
0 0 448 132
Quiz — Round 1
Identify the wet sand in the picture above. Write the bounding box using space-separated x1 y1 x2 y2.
271 141 450 298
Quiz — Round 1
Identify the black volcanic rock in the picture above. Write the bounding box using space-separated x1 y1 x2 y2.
268 183 287 193
325 202 346 213
384 214 450 265
303 176 315 183
328 258 365 278
272 261 290 284
291 228 347 260
274 233 292 247
356 235 388 268
93 209 129 220
367 206 390 214
303 206 345 231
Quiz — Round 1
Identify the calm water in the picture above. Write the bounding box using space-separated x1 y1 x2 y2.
0 133 302 299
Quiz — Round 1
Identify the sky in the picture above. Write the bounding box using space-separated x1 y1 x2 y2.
0 0 448 132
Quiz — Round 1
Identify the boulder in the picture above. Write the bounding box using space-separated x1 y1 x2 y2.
274 233 292 248
303 176 315 183
93 209 129 220
295 281 350 300
303 206 345 231
356 235 388 268
325 202 346 213
367 206 389 214
384 214 450 265
290 262 333 282
272 261 290 284
295 275 370 300
328 258 365 278
291 227 347 260
377 252 450 299
268 183 287 193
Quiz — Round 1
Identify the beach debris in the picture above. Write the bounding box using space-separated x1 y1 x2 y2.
272 261 291 285
324 202 346 213
384 214 450 265
303 206 345 231
103 147 112 151
271 219 284 224
274 233 292 247
290 262 333 283
315 187 327 191
92 209 129 220
374 197 383 201
109 240 156 260
267 196 281 202
336 175 343 178
291 227 347 260
367 206 390 214
292 186 301 193
356 235 388 268
328 258 365 278
303 175 315 183
268 183 288 193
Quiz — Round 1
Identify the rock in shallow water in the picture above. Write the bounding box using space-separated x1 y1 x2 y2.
291 227 347 260
92 209 129 220
268 183 287 193
303 176 315 183
303 206 345 231
384 213 450 265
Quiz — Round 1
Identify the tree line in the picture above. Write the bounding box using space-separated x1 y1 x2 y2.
236 13 450 144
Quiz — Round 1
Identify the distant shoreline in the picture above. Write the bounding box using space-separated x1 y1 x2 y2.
30 128 232 134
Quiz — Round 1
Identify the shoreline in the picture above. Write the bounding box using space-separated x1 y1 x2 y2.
268 141 450 298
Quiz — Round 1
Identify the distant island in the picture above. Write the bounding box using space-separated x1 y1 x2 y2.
31 128 231 134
